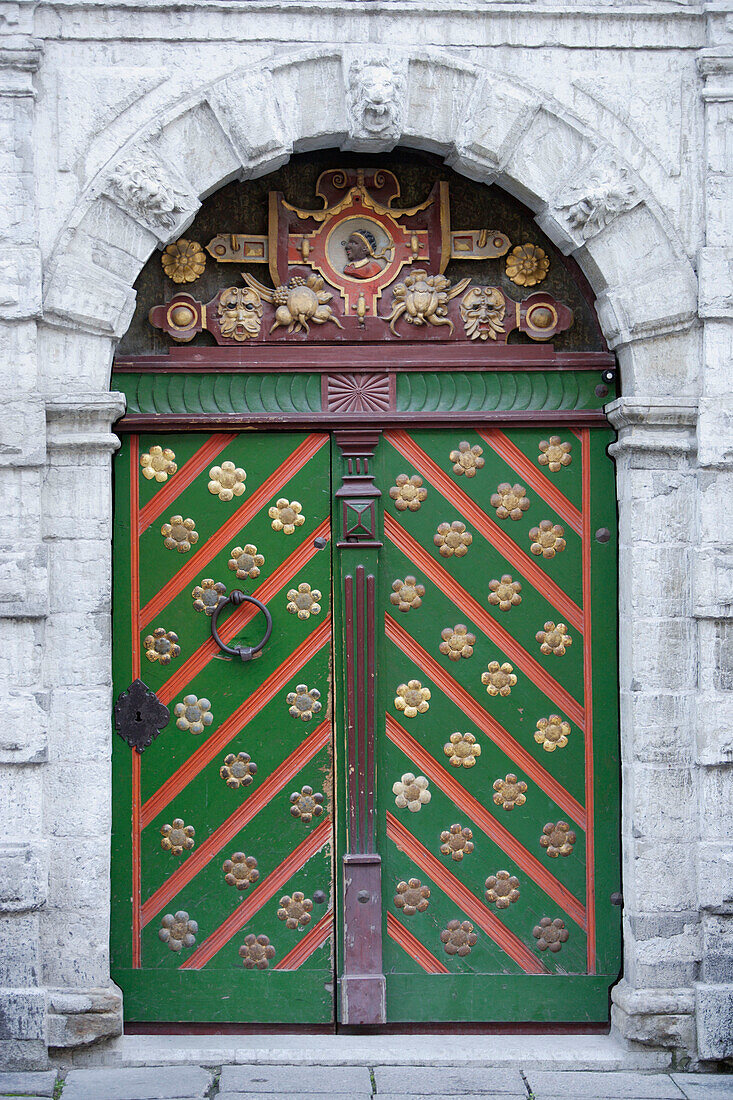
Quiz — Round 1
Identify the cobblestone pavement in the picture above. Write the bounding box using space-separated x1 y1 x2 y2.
1 1065 733 1100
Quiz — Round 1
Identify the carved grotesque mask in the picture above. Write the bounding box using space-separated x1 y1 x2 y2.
460 286 506 341
348 61 405 137
217 286 263 341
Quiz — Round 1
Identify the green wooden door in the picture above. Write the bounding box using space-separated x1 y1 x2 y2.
111 430 335 1023
112 424 620 1025
375 427 620 1022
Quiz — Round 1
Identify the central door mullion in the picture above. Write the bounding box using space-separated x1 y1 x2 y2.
333 430 386 1025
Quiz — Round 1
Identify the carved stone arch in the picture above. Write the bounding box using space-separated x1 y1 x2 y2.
42 45 697 384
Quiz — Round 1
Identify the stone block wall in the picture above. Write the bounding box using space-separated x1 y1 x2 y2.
0 0 731 1068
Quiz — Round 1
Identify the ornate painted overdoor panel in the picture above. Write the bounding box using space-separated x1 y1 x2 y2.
111 431 335 1023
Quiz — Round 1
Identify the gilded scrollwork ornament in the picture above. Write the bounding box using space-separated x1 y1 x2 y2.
245 273 344 335
383 269 470 337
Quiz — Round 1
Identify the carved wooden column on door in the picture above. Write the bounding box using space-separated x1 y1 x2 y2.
334 429 385 1025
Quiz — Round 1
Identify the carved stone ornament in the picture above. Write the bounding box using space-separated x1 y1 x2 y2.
113 679 170 754
556 162 638 239
107 155 188 231
346 58 407 140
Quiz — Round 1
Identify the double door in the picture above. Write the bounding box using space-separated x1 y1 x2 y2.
111 426 620 1025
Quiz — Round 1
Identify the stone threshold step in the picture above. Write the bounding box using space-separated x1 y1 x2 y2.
66 1034 672 1072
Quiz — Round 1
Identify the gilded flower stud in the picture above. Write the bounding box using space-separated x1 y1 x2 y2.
192 578 227 615
208 461 246 501
389 473 428 512
538 436 572 472
161 239 206 283
493 773 527 811
485 870 520 908
228 544 264 580
140 445 177 483
490 483 530 521
392 773 431 812
441 919 477 957
440 824 474 861
534 715 571 752
173 695 213 735
449 441 484 478
540 821 577 858
505 243 550 287
529 521 566 558
220 751 257 789
390 576 425 612
434 520 472 557
239 934 276 969
269 498 305 534
277 892 313 929
160 819 195 855
533 917 569 952
481 661 517 697
143 627 181 665
286 582 322 620
394 680 431 718
290 786 324 823
439 624 476 661
488 575 522 612
536 621 572 656
223 852 259 890
394 878 430 915
161 515 199 553
443 732 481 769
159 911 197 952
286 684 322 721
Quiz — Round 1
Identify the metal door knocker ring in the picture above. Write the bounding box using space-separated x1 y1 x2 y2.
210 591 273 662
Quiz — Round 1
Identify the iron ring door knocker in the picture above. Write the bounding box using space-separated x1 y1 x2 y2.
210 591 273 662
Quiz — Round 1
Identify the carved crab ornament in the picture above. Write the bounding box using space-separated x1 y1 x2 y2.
245 273 344 335
383 269 470 337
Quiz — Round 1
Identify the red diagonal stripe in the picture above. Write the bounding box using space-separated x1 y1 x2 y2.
157 517 331 706
386 715 586 930
383 431 583 631
386 620 585 824
476 429 582 536
140 433 329 628
141 720 331 926
387 813 548 974
274 911 334 970
138 433 238 536
141 616 331 828
387 911 450 974
385 514 584 728
179 817 332 970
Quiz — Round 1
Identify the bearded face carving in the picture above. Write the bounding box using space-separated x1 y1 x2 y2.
217 286 263 341
347 60 406 139
460 287 507 342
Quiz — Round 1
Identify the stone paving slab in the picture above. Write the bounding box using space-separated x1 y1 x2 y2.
219 1064 373 1092
378 1095 525 1100
0 1095 53 1099
0 1071 57 1096
672 1076 733 1099
373 1065 527 1095
217 1094 373 1100
525 1070 686 1099
61 1065 212 1100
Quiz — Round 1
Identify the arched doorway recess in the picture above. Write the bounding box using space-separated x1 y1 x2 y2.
37 46 702 1053
109 149 621 1027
